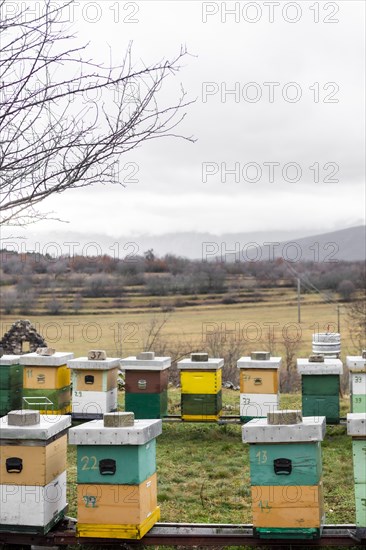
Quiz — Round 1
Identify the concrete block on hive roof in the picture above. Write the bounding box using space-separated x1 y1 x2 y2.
297 357 343 375
0 413 71 440
237 355 282 369
250 351 270 361
121 355 171 371
0 354 20 365
191 352 208 362
346 355 366 372
137 351 155 360
67 356 120 370
267 410 303 425
104 412 135 428
242 416 326 443
7 409 40 426
87 349 107 361
20 351 74 366
308 354 325 363
347 413 366 437
68 418 162 445
36 347 55 356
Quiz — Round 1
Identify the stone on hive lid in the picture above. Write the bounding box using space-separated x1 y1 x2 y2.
103 412 135 427
191 352 208 362
308 354 324 363
362 350 366 359
87 349 107 361
36 347 55 356
267 410 302 425
251 351 270 361
8 409 40 426
137 351 155 360
347 413 366 437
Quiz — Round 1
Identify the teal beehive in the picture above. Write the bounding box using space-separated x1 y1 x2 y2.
297 355 343 424
347 413 366 540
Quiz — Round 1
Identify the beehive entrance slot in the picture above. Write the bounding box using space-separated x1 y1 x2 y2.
99 458 116 475
6 457 23 473
273 458 292 475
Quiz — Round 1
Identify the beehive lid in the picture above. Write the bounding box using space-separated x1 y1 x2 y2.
347 413 366 437
346 355 366 372
20 351 74 366
121 352 171 371
297 357 343 375
177 353 223 370
0 355 21 365
68 417 162 445
0 411 71 440
237 354 281 369
68 356 120 370
242 415 326 443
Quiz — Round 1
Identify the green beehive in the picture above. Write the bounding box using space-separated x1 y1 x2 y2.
347 353 366 414
347 413 366 540
181 392 222 417
125 391 168 419
0 355 22 416
297 356 343 424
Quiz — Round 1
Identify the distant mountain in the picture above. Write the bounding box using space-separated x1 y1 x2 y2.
2 226 365 261
261 225 365 262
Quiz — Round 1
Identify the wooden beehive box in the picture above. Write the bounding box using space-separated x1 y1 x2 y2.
121 352 171 419
69 413 162 539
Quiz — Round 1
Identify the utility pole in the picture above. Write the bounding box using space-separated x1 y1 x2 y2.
337 305 341 333
297 277 301 324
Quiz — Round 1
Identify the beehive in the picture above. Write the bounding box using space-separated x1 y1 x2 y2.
121 352 171 419
297 356 343 424
346 352 366 414
242 410 326 539
19 349 73 414
347 413 366 539
69 412 162 539
177 353 223 421
0 355 22 416
68 351 119 418
0 410 70 534
237 352 281 422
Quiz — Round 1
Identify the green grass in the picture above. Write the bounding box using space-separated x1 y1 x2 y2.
66 390 358 549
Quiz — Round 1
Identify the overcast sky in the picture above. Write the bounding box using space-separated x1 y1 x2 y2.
3 0 365 246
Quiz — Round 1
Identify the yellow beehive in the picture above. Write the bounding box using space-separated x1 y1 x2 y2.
251 483 324 528
0 435 67 485
180 369 222 395
23 364 70 390
77 473 159 538
240 368 279 394
72 368 118 392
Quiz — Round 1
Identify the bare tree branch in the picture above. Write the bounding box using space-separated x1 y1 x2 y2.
0 0 195 226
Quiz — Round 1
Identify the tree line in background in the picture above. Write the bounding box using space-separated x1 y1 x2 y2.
0 248 364 314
